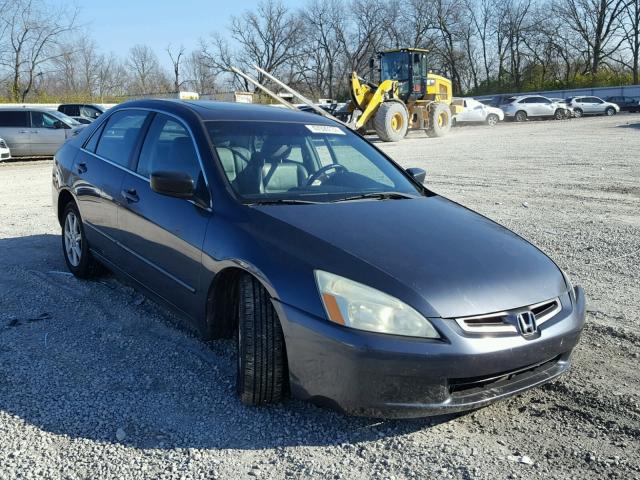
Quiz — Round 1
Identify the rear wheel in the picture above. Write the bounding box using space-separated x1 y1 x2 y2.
486 114 499 126
573 108 583 118
426 102 452 137
605 107 616 116
236 274 287 405
61 202 96 278
374 102 409 142
515 110 527 122
554 109 565 120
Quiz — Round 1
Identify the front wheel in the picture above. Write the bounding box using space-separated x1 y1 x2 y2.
61 202 96 278
236 274 287 405
515 110 527 122
573 108 583 118
374 102 409 142
486 114 499 126
605 107 616 116
554 109 565 120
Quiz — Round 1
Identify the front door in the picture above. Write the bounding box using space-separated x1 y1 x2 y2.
117 113 211 319
30 111 67 155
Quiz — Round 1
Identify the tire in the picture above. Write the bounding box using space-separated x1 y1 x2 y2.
515 110 527 122
573 108 583 118
426 102 452 137
605 107 616 116
486 114 499 126
373 102 409 142
236 274 287 405
61 202 96 278
554 109 565 120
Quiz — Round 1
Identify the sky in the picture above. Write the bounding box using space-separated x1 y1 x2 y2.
46 0 301 66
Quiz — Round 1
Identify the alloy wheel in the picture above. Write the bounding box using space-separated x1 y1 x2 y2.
64 211 82 267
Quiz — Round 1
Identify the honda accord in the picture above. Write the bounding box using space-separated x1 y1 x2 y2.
52 99 585 418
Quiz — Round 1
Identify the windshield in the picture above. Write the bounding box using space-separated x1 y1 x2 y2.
50 110 80 126
206 121 422 204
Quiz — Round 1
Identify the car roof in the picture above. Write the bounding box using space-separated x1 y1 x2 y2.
115 99 337 125
0 106 55 112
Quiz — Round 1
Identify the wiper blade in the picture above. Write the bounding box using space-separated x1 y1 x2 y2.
331 192 416 203
249 199 319 206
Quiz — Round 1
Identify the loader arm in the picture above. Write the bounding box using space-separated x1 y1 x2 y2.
355 79 397 130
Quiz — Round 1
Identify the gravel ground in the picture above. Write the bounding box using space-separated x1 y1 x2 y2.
0 114 638 479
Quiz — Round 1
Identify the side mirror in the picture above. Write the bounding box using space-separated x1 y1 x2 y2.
406 167 426 184
150 171 194 199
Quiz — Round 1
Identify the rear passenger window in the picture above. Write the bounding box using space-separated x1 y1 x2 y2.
0 110 29 127
137 114 201 182
95 110 148 167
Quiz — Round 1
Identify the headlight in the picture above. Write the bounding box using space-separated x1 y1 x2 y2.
315 270 439 338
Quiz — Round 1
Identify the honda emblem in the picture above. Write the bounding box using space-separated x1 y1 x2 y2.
517 311 538 337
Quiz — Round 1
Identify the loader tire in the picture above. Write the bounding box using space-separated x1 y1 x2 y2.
426 102 452 137
374 102 409 142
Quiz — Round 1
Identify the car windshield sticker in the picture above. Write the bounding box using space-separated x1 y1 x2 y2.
305 125 346 135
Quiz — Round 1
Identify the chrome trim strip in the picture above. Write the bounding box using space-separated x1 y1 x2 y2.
454 297 562 334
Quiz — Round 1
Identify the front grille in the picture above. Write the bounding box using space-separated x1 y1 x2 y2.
448 354 562 396
454 297 561 334
0 153 9 159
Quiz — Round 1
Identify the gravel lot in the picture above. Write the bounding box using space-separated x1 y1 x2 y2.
0 114 639 479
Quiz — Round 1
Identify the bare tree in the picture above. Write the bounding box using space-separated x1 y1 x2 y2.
554 0 628 75
204 0 304 90
0 0 77 101
166 44 185 92
184 49 217 94
127 44 165 94
620 0 640 83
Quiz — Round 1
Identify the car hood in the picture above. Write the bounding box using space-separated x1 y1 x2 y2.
255 196 566 318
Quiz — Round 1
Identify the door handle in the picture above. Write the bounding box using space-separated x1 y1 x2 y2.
121 188 139 203
76 161 87 174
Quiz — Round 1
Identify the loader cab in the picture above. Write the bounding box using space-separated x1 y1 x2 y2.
378 48 428 102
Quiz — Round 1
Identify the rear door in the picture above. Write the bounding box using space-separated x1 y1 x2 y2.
117 112 211 318
74 109 150 261
0 110 31 156
29 111 67 155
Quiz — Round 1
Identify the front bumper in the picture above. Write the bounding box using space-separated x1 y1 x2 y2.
275 286 585 418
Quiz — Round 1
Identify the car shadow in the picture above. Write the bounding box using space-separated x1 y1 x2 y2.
0 233 464 451
616 121 640 129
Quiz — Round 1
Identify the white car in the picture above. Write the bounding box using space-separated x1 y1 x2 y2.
0 137 11 161
452 98 504 126
565 96 620 117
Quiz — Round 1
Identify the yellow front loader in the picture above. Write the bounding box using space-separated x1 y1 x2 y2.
347 48 461 142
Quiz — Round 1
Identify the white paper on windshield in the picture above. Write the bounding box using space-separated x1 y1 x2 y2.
305 124 346 135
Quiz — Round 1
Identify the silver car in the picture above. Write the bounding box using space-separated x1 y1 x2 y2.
501 95 566 122
0 108 85 156
565 96 620 117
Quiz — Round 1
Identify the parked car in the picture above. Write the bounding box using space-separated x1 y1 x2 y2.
452 97 504 126
52 99 585 418
565 96 619 117
605 96 640 113
0 108 85 156
501 95 567 122
58 103 106 121
549 98 575 118
0 137 11 161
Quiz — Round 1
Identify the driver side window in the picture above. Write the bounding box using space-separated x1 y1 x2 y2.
31 111 59 129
